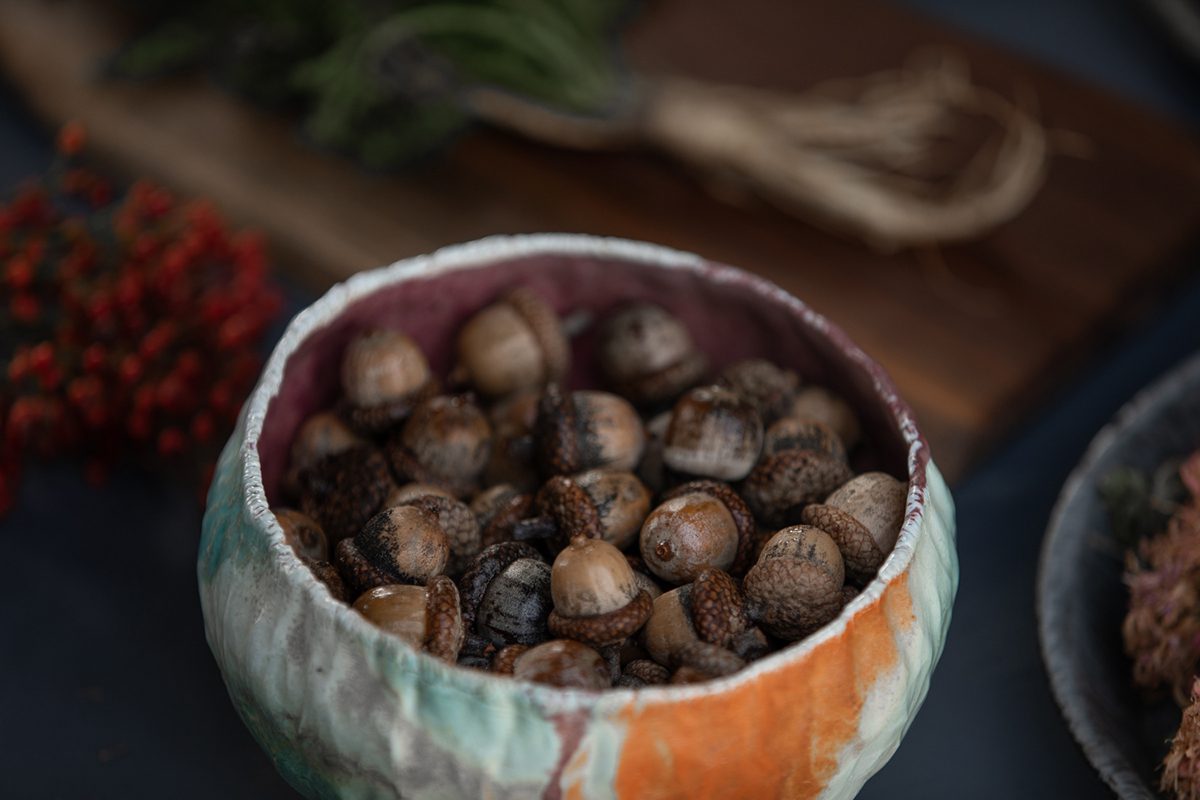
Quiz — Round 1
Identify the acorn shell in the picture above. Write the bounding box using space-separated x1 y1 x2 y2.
476 558 553 646
663 386 763 481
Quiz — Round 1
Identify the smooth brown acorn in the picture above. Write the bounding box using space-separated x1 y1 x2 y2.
662 386 763 482
387 394 492 498
456 288 569 397
597 303 707 407
352 576 464 663
513 470 651 551
640 568 749 668
547 535 653 650
334 504 450 596
535 385 645 478
801 472 906 584
339 329 436 434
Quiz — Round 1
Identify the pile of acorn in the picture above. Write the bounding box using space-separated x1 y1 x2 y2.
271 288 907 690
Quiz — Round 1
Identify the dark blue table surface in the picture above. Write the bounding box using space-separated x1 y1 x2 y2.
1 1 1198 797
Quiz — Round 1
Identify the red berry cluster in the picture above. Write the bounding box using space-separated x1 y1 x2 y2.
0 122 283 514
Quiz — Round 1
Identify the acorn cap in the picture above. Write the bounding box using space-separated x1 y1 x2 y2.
743 525 845 641
299 445 394 543
802 472 905 583
742 449 854 529
424 575 465 663
717 359 800 424
689 568 749 648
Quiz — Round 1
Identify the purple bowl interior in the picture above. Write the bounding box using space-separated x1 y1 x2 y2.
258 253 913 503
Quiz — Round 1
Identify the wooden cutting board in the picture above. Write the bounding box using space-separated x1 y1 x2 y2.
2 0 1199 481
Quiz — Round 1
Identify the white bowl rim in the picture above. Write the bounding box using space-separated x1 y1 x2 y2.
234 232 934 709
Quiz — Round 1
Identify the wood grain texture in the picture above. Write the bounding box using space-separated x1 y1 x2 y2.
1 0 1198 481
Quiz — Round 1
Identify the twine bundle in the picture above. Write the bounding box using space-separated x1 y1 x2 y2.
469 53 1052 251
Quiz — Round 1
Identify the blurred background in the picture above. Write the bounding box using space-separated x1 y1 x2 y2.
0 0 1197 797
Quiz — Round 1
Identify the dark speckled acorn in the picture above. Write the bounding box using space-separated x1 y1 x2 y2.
456 288 569 397
334 504 449 596
475 557 553 646
534 385 645 478
298 445 395 544
547 535 653 649
511 639 611 690
339 329 437 434
387 394 492 498
801 471 906 584
662 386 763 481
743 525 845 641
352 576 464 663
273 507 329 562
597 303 707 407
717 359 800 425
458 541 546 632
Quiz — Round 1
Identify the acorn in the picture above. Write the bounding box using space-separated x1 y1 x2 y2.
511 639 611 690
641 480 757 583
490 643 529 675
717 359 800 425
352 576 464 662
301 557 348 602
334 504 450 596
597 303 707 407
387 394 492 498
801 472 907 584
787 386 862 450
662 386 763 481
535 385 645 478
298 445 395 543
513 470 651 551
391 493 481 577
386 482 456 506
742 426 854 529
339 329 436 434
474 557 553 646
762 417 846 462
636 410 672 494
470 483 534 548
640 568 749 668
458 541 546 632
284 411 365 497
273 507 329 562
669 641 747 683
547 535 653 649
483 389 541 490
616 659 671 688
456 288 569 397
743 525 845 641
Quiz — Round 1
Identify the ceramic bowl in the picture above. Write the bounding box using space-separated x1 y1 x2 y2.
1039 351 1200 799
198 234 958 799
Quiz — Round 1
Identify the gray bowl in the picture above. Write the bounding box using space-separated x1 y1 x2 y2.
1039 350 1200 798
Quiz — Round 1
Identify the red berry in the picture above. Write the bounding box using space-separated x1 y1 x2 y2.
118 354 143 385
10 293 39 323
156 375 188 413
6 349 30 382
157 427 186 457
133 384 156 413
57 120 87 157
191 412 215 443
127 411 152 441
5 255 34 290
140 322 175 360
82 344 108 374
175 349 203 382
38 364 62 391
27 342 55 376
